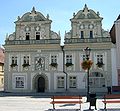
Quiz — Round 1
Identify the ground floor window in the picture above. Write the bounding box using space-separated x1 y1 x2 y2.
15 76 24 88
57 76 64 88
89 72 105 88
69 76 77 88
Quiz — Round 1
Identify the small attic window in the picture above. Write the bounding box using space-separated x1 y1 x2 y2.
90 31 93 38
26 32 30 40
36 32 40 40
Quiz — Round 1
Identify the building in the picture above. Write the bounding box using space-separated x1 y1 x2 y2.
4 5 112 93
0 47 4 88
64 4 112 93
110 15 120 87
4 7 61 93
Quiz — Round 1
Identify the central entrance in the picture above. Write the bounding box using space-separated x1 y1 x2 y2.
37 76 45 92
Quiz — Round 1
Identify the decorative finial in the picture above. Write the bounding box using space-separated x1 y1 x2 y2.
6 33 9 40
83 4 88 11
85 4 87 8
58 31 61 36
47 14 49 19
97 11 100 16
65 30 66 35
17 16 20 20
30 7 37 21
31 7 36 13
73 13 75 17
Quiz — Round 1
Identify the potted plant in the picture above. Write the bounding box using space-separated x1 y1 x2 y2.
50 63 58 68
65 62 73 67
10 63 17 67
96 61 104 68
22 63 30 67
81 60 93 70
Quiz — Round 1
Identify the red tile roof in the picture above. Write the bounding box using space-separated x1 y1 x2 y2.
110 14 120 44
0 47 4 64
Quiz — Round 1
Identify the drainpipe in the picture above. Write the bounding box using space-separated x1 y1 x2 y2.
61 46 68 91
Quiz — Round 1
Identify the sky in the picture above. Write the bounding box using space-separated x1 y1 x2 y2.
0 0 120 46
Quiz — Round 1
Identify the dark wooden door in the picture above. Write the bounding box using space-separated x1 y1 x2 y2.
38 77 45 92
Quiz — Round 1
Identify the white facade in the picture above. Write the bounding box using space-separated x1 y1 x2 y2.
64 4 112 93
111 46 118 86
110 16 120 86
4 5 113 93
115 18 120 85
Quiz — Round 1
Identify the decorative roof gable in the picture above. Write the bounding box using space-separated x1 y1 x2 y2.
15 7 49 23
72 4 102 20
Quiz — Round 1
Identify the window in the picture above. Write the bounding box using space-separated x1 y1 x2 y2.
15 77 24 88
80 31 84 39
66 55 72 63
51 55 57 63
26 32 30 40
57 76 64 88
1 65 4 72
1 78 3 84
36 32 40 40
82 55 86 61
90 31 93 38
97 55 103 63
11 56 17 65
89 72 105 88
23 56 29 64
69 76 77 88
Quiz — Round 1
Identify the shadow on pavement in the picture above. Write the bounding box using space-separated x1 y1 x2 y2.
99 109 120 111
47 109 120 111
47 109 81 111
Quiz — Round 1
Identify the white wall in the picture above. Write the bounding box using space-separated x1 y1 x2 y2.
111 47 118 86
115 19 120 69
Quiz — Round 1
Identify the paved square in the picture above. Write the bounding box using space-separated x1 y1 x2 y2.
0 95 120 111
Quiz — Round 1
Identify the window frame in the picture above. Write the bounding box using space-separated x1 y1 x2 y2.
57 76 65 88
15 76 25 88
69 76 77 88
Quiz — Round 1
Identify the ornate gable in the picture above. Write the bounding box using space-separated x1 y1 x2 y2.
16 7 48 23
72 4 102 20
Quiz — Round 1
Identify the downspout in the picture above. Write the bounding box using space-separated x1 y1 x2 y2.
61 46 68 91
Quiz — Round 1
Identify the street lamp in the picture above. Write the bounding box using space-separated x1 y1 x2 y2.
84 47 91 102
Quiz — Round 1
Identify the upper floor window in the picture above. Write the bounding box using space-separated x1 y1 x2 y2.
66 55 72 63
97 55 103 63
1 78 3 84
11 56 17 65
1 65 4 72
80 31 84 39
96 54 104 68
26 32 30 40
23 56 29 65
51 55 57 63
36 32 40 40
90 31 93 38
82 55 86 61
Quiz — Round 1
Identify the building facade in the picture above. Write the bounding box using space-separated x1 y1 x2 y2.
64 4 112 93
4 5 112 93
0 47 4 88
110 15 120 86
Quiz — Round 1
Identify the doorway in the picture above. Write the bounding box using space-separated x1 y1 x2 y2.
37 76 45 92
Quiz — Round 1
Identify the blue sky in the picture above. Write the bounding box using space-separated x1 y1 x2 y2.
0 0 120 45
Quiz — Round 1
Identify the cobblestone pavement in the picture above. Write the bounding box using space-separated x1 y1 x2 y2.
0 95 120 111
